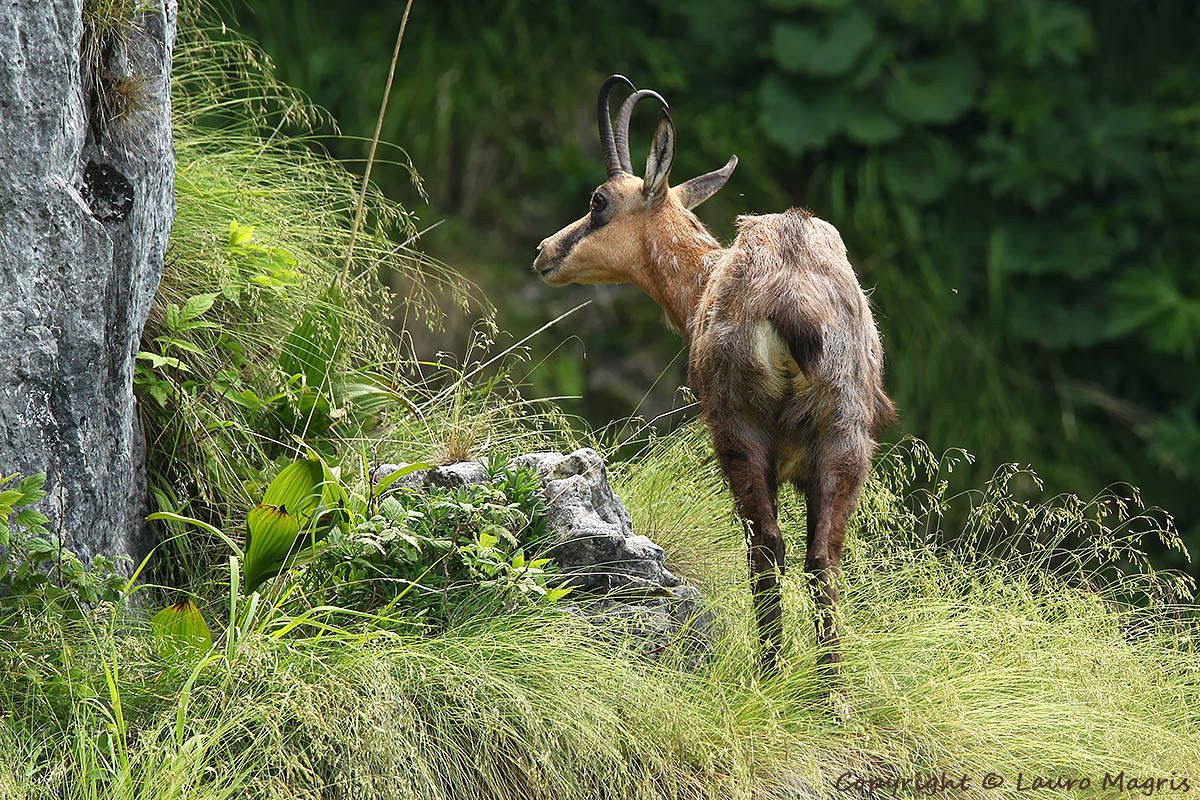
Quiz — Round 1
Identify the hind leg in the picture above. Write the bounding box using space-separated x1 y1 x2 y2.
710 424 785 675
804 436 870 672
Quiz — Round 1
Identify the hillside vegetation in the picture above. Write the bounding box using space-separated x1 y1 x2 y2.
1 7 1198 799
235 0 1200 566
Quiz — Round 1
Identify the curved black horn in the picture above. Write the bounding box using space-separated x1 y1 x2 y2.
615 88 669 174
598 74 636 178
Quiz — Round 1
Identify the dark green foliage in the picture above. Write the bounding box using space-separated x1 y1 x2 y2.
235 0 1200 565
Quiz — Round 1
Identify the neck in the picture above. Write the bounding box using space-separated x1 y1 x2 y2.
633 209 722 341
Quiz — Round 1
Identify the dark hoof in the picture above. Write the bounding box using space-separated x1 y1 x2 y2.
758 648 782 678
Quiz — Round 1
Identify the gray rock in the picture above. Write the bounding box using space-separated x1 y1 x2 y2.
373 460 488 492
374 448 711 661
0 2 177 567
511 448 680 594
579 584 712 665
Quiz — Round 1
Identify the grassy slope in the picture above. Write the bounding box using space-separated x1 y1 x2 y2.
2 426 1198 799
618 426 1200 794
2 7 1198 800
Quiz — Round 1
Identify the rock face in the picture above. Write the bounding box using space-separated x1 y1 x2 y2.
375 448 711 659
0 2 177 566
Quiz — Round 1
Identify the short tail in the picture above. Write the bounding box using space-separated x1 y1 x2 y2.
767 304 823 377
874 388 897 433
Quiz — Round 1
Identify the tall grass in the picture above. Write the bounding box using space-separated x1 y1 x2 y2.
614 424 1200 795
7 5 1195 799
144 8 487 585
4 426 1200 798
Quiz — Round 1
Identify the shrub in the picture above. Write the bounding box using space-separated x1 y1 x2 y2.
303 457 568 624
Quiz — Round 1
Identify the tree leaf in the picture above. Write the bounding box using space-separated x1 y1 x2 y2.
759 75 845 155
884 50 980 125
842 100 904 145
880 134 963 203
771 8 876 78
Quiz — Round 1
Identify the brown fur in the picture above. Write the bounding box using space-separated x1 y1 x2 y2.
534 94 895 676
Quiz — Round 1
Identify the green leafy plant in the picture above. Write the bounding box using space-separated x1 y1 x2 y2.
223 220 301 299
242 459 325 591
150 598 214 659
136 9 464 591
134 291 218 407
232 0 1200 565
151 458 328 593
306 459 568 623
0 473 126 615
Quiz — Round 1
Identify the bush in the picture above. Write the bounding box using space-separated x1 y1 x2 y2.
302 457 568 624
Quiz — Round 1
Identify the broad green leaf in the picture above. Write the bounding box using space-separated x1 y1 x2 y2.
136 352 189 372
759 75 845 155
160 339 209 356
244 504 301 591
884 50 980 125
180 293 218 322
771 9 876 78
25 537 56 556
228 220 255 246
842 101 904 145
477 530 499 550
879 134 963 204
12 509 49 528
151 600 213 659
263 460 324 528
279 285 344 388
17 474 46 496
545 587 573 603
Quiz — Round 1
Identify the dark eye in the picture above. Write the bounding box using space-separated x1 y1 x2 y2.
590 192 607 213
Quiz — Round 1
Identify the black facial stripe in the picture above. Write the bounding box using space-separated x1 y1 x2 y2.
559 216 594 259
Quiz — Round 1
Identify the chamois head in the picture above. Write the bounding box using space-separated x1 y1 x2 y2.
533 75 738 286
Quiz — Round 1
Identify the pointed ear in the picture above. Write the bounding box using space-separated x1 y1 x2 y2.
643 109 675 203
674 155 738 210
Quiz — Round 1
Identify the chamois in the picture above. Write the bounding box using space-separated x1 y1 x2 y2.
532 75 895 675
